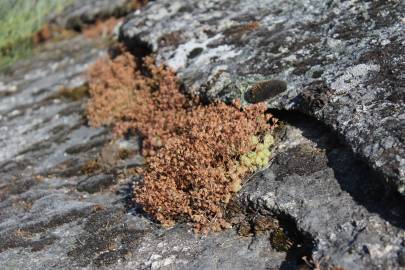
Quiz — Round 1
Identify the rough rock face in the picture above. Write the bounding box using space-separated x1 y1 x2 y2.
121 0 405 195
48 0 134 30
241 113 405 269
0 36 285 269
0 36 287 269
1 0 405 269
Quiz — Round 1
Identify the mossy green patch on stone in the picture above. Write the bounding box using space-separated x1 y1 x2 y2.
270 228 293 252
57 84 90 101
240 133 274 171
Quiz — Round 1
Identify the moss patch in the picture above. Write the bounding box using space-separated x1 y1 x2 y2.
81 159 103 175
240 134 275 171
86 46 278 233
57 84 90 101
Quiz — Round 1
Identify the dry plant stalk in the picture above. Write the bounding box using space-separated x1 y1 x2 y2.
86 48 276 233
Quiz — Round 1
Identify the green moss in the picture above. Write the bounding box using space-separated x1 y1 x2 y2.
57 84 90 101
270 228 293 252
81 160 103 175
0 0 74 70
240 133 274 171
117 149 132 160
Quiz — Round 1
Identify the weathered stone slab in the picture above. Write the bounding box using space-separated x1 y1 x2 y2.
0 35 287 270
240 114 405 269
1 1 404 269
47 0 134 30
121 0 405 195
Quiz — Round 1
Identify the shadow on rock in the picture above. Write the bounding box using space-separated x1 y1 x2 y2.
270 109 405 231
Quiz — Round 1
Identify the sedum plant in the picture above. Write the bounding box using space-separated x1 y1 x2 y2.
86 46 277 233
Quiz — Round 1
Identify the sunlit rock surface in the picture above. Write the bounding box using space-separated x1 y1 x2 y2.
1 0 404 269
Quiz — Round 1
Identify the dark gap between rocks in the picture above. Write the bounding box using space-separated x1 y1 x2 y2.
268 109 405 230
118 31 153 60
227 197 315 270
277 213 315 270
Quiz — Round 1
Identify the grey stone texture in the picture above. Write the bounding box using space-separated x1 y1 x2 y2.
1 0 405 269
121 0 405 195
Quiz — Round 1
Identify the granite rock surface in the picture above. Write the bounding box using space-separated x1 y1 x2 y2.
1 0 405 269
121 0 405 195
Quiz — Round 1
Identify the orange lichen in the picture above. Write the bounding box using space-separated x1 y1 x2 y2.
86 46 276 232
